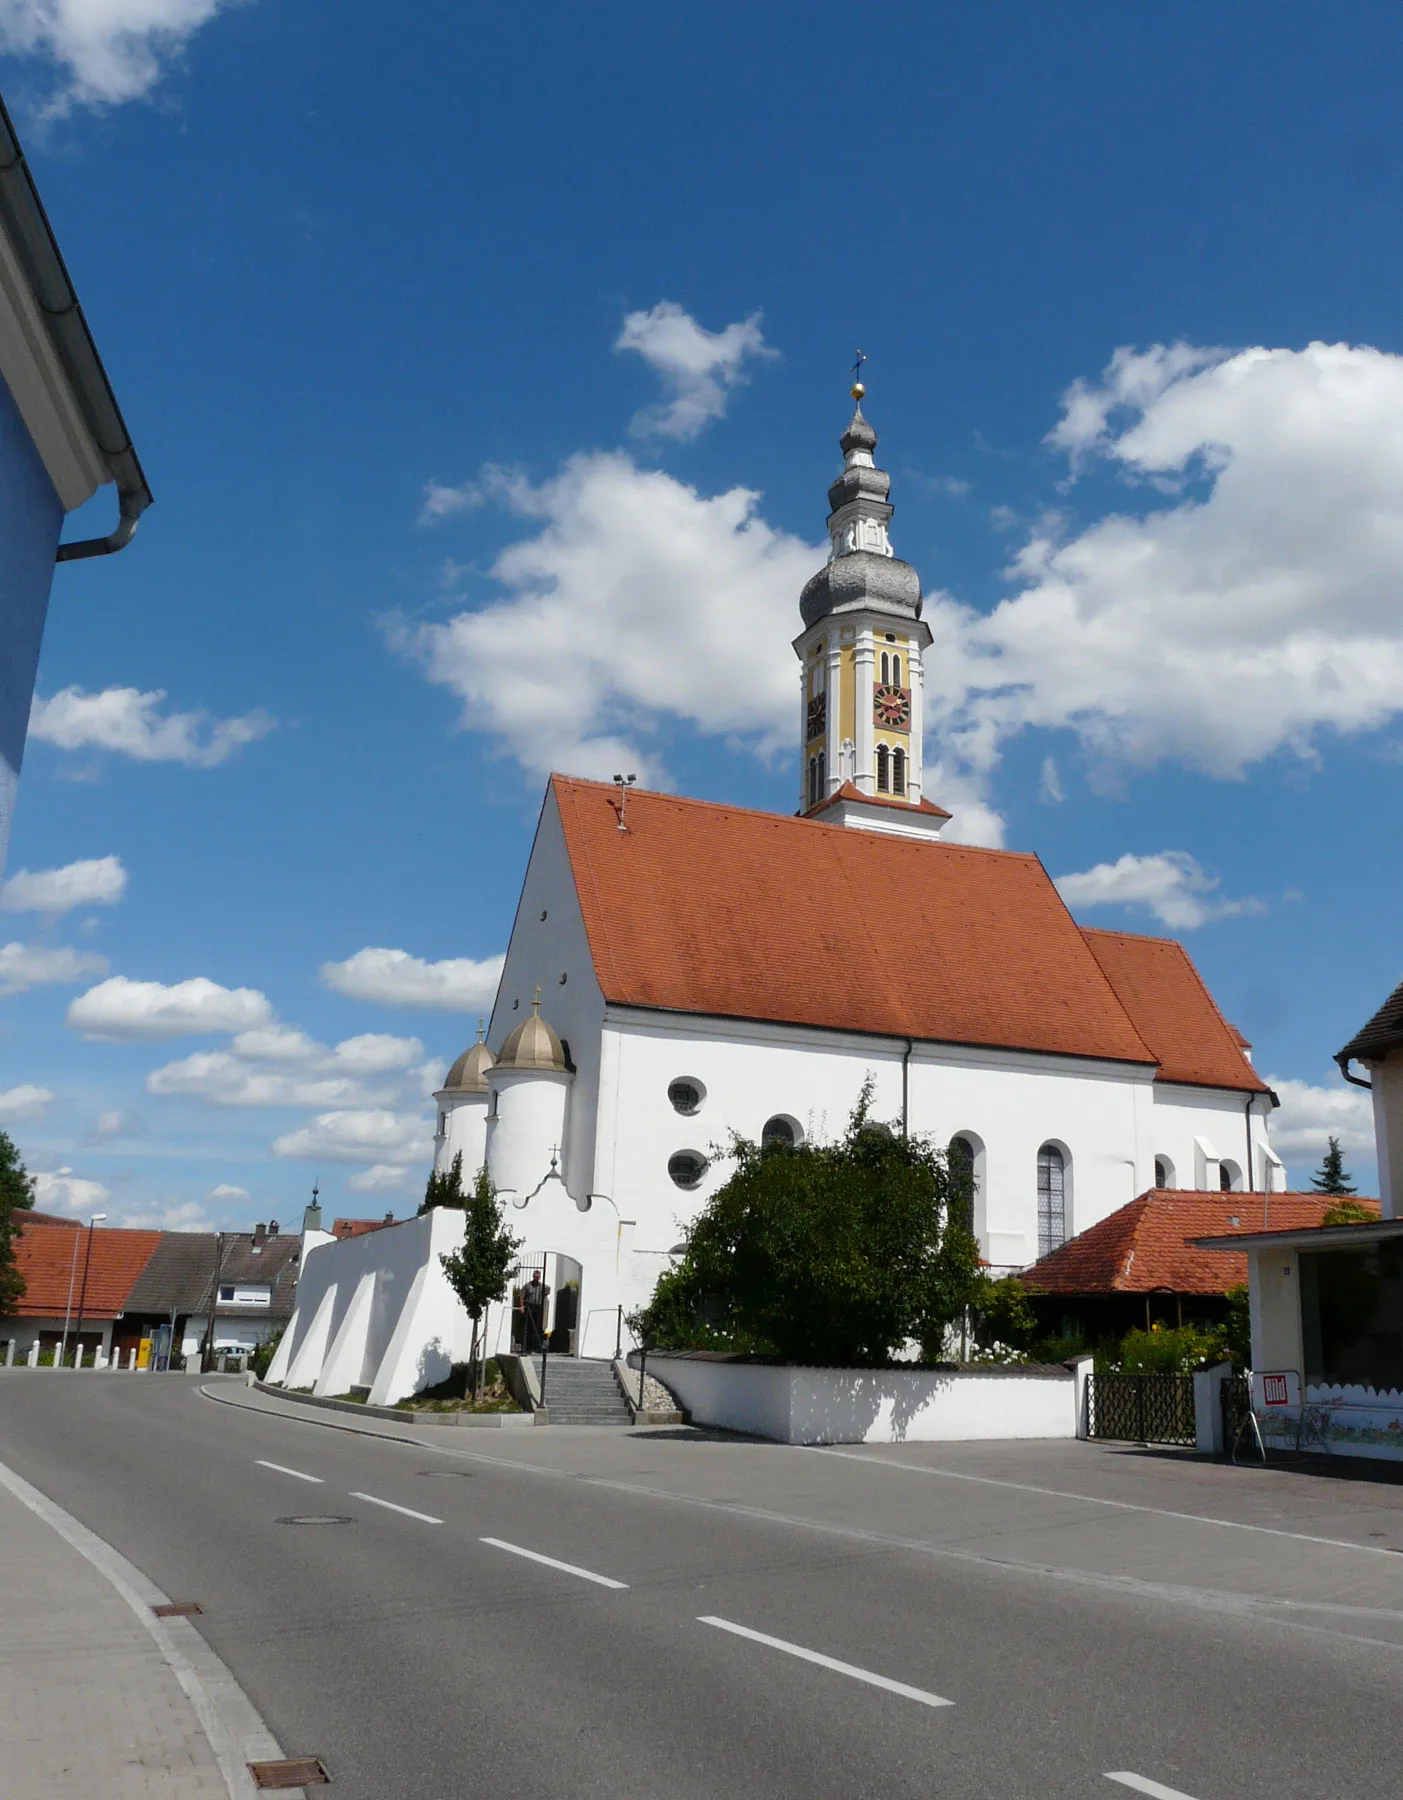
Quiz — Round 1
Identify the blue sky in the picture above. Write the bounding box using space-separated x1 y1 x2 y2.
0 1 1398 1225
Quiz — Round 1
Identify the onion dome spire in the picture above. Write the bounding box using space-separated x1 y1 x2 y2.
798 365 923 630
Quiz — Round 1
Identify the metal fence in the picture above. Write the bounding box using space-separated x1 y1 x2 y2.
1086 1371 1197 1447
1219 1374 1251 1451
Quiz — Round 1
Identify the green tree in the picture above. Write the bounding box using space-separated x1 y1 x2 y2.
420 1150 467 1214
439 1166 522 1399
1322 1197 1375 1226
1311 1135 1357 1197
633 1081 982 1366
966 1273 1038 1359
1224 1284 1252 1371
0 1130 35 1314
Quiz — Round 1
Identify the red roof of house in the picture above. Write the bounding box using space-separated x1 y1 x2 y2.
25 1210 81 1228
1023 1191 1380 1297
553 777 1161 1067
1079 928 1267 1093
331 1216 397 1240
9 1224 162 1319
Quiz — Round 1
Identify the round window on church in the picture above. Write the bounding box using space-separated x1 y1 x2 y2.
668 1078 704 1116
668 1151 708 1190
761 1115 801 1149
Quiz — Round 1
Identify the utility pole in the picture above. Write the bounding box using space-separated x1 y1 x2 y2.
201 1232 224 1373
70 1212 107 1366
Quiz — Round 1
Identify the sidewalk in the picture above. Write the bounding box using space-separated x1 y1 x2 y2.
0 1457 297 1800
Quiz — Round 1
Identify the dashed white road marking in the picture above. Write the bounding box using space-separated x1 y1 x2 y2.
255 1459 323 1484
350 1491 442 1525
698 1615 953 1709
1106 1774 1201 1799
481 1537 628 1588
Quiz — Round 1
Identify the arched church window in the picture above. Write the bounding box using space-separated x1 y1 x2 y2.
880 651 890 685
948 1136 976 1236
807 756 819 809
668 1150 708 1191
1219 1159 1242 1192
892 748 906 796
1037 1144 1067 1258
876 744 890 791
1155 1156 1172 1189
762 1115 801 1149
438 1111 448 1138
893 653 902 686
817 750 826 797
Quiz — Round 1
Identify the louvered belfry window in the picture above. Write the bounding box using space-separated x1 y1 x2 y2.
1037 1144 1066 1257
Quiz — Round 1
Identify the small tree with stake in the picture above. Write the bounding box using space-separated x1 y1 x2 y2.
1311 1135 1357 1197
439 1166 522 1401
0 1129 35 1315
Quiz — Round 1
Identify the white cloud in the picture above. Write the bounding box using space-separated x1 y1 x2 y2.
615 301 772 441
394 450 820 782
29 686 273 767
320 946 505 1013
87 1108 130 1140
934 341 1403 782
271 1108 428 1166
348 1164 414 1194
145 1029 425 1108
145 1051 368 1109
1039 757 1065 805
208 1183 249 1202
0 1083 55 1121
0 941 107 994
420 477 487 523
68 975 273 1040
121 1198 214 1231
1267 1077 1376 1163
1054 851 1263 931
0 0 231 110
0 855 126 915
31 1167 109 1215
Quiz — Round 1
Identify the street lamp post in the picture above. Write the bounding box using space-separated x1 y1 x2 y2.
71 1213 108 1367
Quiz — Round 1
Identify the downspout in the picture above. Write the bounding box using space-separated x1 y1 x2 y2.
1335 1053 1372 1092
1244 1093 1255 1193
0 96 152 559
901 1038 913 1139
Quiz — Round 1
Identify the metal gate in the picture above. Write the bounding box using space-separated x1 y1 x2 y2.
1087 1371 1196 1446
1220 1373 1251 1451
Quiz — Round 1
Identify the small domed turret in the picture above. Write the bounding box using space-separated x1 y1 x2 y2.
443 1026 496 1094
496 990 566 1072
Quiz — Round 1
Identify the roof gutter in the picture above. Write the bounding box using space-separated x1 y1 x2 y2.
0 95 151 559
1334 1051 1372 1092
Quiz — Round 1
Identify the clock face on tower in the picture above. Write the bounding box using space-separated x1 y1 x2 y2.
873 684 911 730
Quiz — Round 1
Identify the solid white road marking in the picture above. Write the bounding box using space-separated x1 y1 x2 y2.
698 1615 953 1708
814 1446 1403 1559
481 1536 628 1588
1106 1775 1201 1799
255 1459 323 1484
350 1491 442 1524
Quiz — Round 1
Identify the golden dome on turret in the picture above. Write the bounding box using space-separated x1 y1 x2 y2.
496 989 566 1072
442 1021 495 1094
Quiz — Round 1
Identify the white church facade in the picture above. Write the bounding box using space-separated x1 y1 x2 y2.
270 388 1283 1402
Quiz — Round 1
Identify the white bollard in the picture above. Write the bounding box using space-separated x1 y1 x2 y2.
4 1338 14 1367
27 1340 39 1368
95 1347 107 1370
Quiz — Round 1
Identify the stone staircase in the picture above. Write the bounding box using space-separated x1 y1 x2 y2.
535 1355 633 1425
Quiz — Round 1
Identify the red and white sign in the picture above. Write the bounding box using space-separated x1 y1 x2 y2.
1261 1373 1290 1406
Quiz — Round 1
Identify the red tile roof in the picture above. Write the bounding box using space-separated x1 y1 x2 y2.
25 1210 81 1228
553 777 1160 1067
809 780 953 821
9 1224 162 1319
1023 1191 1380 1297
331 1216 396 1240
1080 927 1268 1094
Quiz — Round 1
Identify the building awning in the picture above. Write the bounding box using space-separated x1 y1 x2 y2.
1192 1219 1403 1254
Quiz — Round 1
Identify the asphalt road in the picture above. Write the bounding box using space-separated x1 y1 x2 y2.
2 1375 1401 1800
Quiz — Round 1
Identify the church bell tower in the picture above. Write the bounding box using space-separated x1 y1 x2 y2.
793 371 948 841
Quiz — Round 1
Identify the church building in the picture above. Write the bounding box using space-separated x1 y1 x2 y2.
270 387 1282 1400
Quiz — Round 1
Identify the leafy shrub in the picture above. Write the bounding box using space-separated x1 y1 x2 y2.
1106 1322 1228 1374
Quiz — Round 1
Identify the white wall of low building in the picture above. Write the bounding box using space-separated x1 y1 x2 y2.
1372 1053 1403 1219
1148 1084 1277 1199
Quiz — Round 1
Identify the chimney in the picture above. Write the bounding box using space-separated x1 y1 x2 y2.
252 1221 267 1249
268 1219 279 1237
383 1211 394 1226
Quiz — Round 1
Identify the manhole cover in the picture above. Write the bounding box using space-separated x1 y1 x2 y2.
249 1756 330 1788
418 1469 474 1477
276 1515 355 1527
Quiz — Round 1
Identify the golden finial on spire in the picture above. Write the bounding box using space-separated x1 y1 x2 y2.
532 984 542 1012
476 1016 484 1043
850 347 867 402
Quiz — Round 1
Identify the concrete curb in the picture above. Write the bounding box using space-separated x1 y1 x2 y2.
0 1451 304 1800
253 1380 547 1428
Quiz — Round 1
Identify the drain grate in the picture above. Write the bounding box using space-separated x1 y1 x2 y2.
152 1601 203 1617
276 1515 355 1527
418 1468 474 1477
248 1756 330 1788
